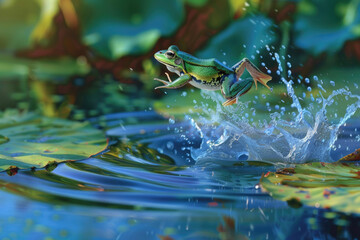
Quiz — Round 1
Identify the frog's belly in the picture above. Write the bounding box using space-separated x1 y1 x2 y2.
189 80 221 91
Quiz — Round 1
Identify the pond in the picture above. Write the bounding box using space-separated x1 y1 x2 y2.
0 106 360 240
2 0 360 239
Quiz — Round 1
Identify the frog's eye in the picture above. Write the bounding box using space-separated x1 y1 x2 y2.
165 51 175 59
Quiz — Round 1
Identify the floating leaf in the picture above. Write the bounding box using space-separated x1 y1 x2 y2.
0 113 107 171
338 148 360 162
260 161 360 214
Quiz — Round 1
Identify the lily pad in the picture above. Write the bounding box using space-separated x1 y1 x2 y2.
260 161 360 214
0 113 107 171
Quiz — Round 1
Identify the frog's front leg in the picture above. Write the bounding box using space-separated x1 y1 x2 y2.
221 75 253 106
232 58 272 90
154 74 192 89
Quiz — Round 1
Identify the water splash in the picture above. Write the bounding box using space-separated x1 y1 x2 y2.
190 73 360 165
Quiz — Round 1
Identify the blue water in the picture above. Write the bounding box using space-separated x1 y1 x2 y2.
0 109 359 240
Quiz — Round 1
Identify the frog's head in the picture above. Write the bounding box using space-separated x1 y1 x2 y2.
154 45 184 74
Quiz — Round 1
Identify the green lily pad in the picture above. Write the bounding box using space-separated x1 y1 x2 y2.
260 161 360 214
0 113 107 171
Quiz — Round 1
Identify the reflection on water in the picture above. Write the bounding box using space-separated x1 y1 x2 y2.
0 111 359 239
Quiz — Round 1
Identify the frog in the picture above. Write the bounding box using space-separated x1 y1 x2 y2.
153 45 272 106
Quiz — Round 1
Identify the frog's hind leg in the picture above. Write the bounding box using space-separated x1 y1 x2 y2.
221 76 253 106
232 58 272 90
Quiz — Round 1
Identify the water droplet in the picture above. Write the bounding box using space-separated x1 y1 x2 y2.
166 141 174 150
307 87 312 92
169 118 175 124
305 78 310 84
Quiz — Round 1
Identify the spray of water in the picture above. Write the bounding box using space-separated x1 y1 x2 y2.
189 56 360 165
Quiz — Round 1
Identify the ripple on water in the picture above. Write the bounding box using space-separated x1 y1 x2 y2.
0 111 274 211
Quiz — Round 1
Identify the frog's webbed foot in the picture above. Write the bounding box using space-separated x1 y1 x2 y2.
233 58 272 90
222 97 237 106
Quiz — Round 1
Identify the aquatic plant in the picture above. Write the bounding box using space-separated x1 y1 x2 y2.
260 149 360 214
0 111 107 172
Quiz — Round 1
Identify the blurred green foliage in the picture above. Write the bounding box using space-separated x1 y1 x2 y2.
0 0 359 119
79 0 185 59
295 0 360 54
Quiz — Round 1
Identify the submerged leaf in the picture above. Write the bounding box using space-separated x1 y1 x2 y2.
0 113 107 171
260 161 360 214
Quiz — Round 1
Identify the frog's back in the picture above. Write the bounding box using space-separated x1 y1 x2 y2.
179 51 232 72
179 51 233 89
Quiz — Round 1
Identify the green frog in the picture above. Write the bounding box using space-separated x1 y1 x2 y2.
154 45 272 106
